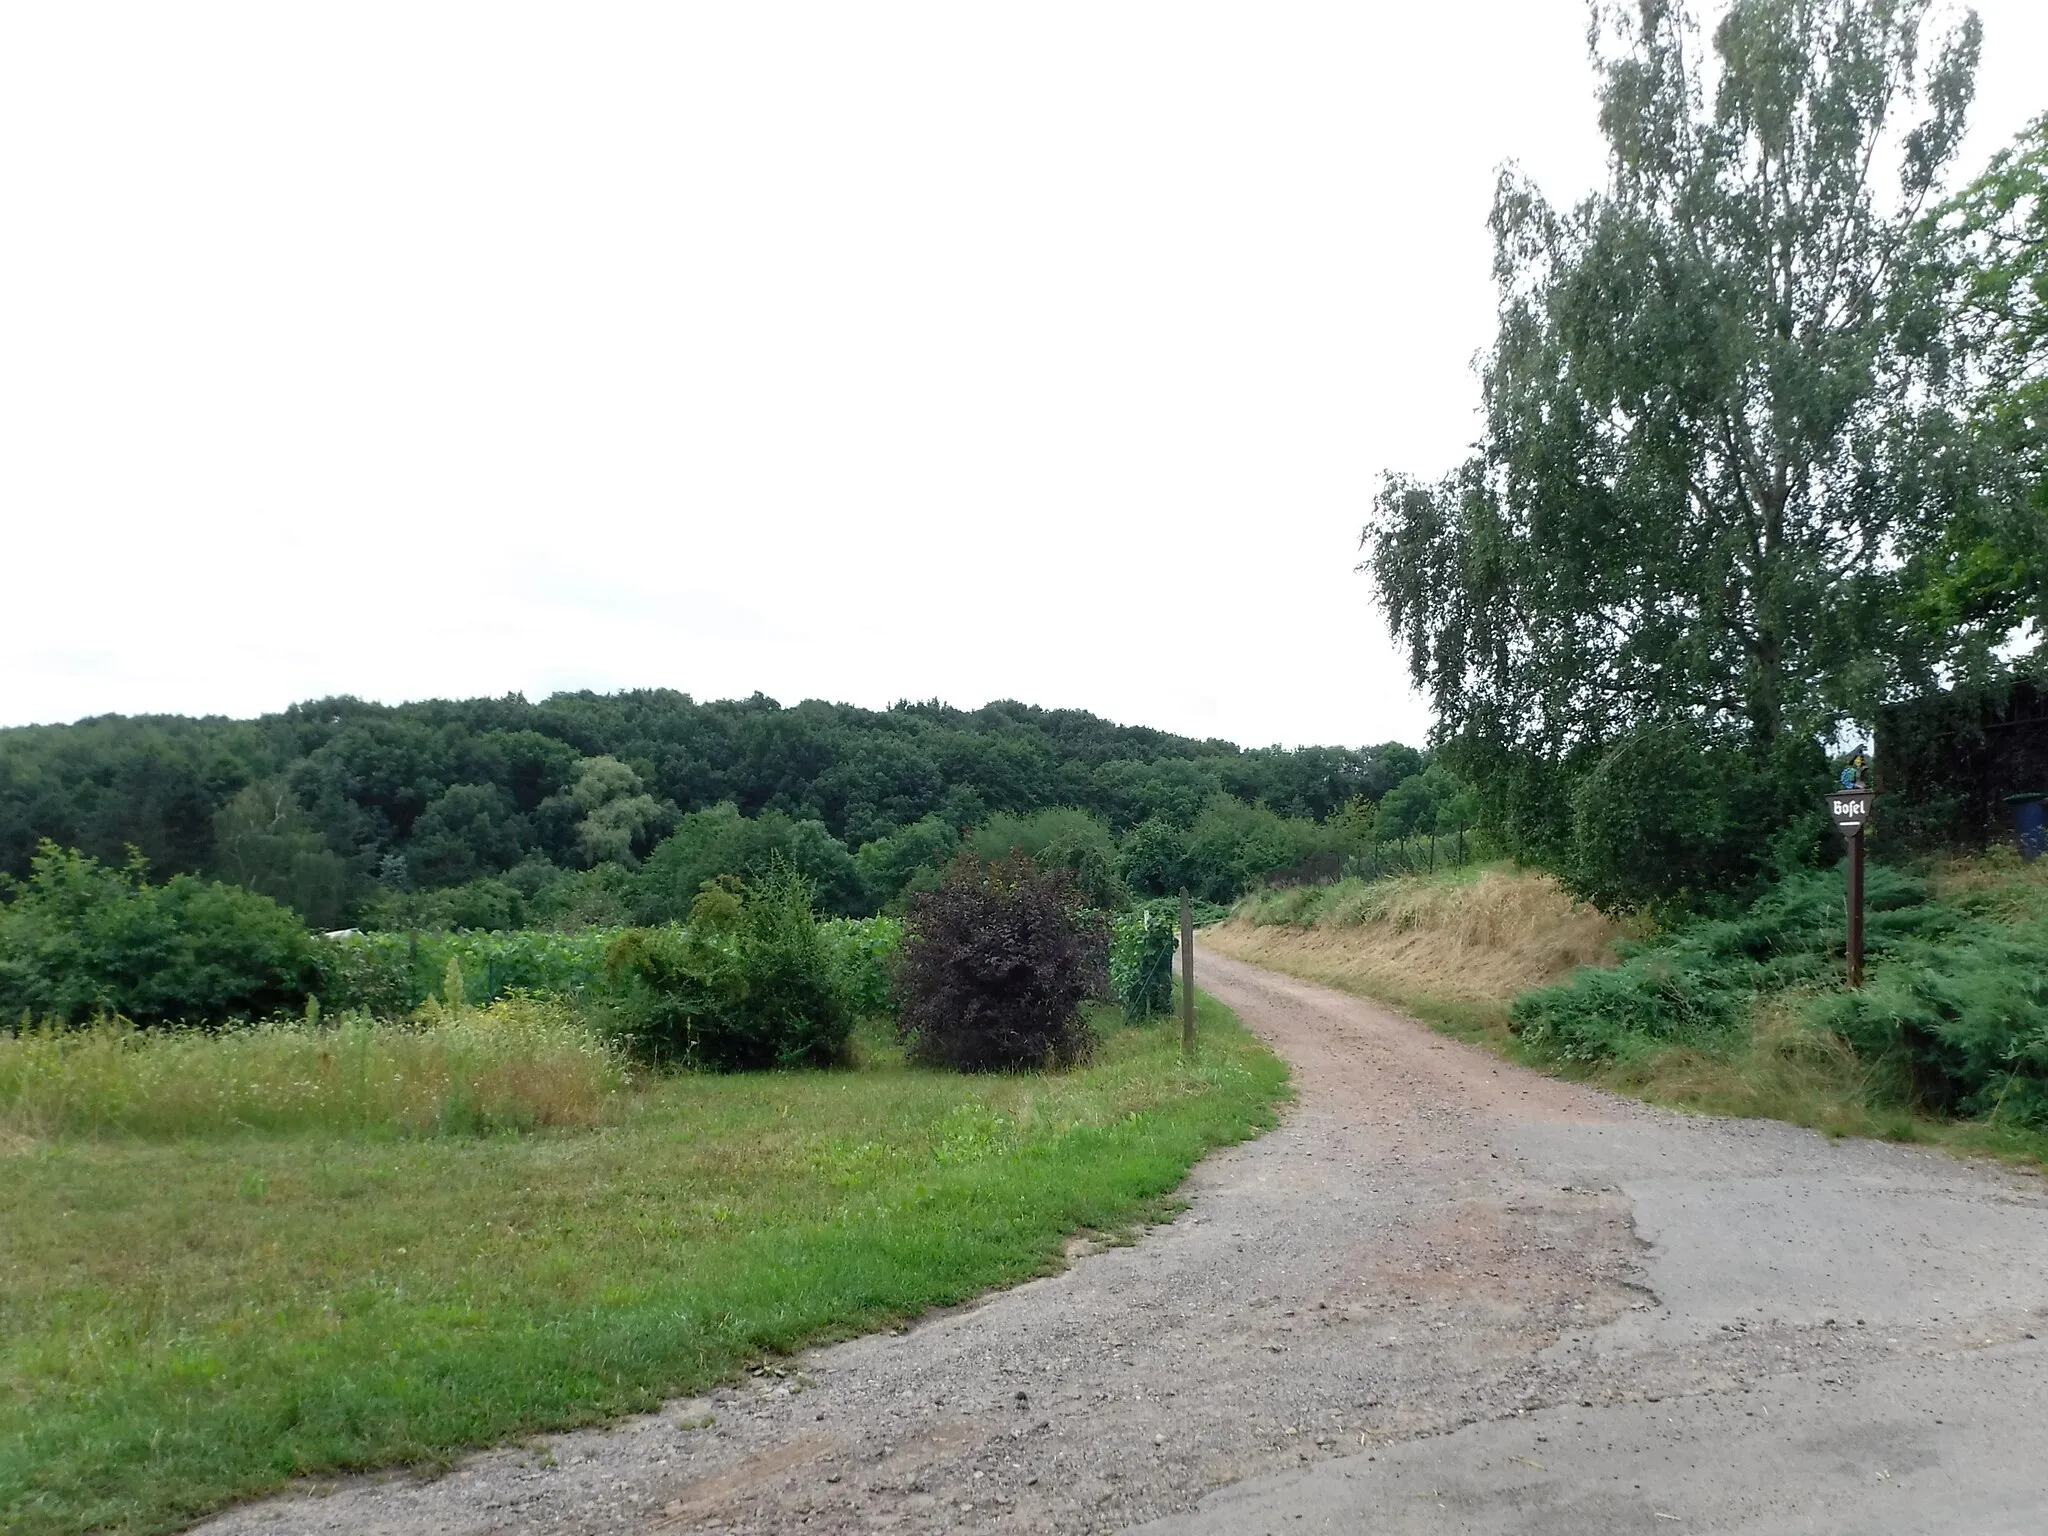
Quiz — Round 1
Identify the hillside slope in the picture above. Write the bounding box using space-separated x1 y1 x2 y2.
1204 866 1622 1019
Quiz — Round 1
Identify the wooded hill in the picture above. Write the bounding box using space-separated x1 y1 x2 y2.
0 692 1423 927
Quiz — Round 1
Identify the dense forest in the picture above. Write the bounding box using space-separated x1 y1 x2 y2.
0 691 1428 929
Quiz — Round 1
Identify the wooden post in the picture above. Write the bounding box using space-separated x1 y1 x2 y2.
1827 777 1875 992
1179 888 1195 1060
1846 826 1865 989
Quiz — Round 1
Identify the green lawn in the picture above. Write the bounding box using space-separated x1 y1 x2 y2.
1 996 1285 1536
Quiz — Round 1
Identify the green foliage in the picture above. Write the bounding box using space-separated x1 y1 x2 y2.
1133 894 1229 929
525 862 637 930
636 804 868 919
1564 726 1830 911
1109 908 1177 1021
209 782 351 929
0 844 319 1027
1809 917 2048 1123
818 915 902 1019
1181 796 1340 902
1372 763 1477 845
601 866 853 1070
1366 0 1993 848
4 692 1424 926
0 715 271 891
968 807 1126 909
360 876 530 933
1512 861 2048 1125
1117 817 1191 899
1119 796 1349 903
852 814 961 909
565 755 673 867
1895 112 2048 672
317 927 616 1016
406 784 528 886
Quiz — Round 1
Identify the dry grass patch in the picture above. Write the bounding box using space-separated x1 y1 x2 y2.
1211 867 1624 1012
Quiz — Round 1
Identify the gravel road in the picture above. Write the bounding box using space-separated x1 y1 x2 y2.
199 947 2048 1536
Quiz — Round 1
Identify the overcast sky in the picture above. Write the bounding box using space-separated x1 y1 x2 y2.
4 3 2042 748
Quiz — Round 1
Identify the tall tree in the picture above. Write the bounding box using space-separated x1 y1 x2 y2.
1367 0 1982 760
1893 111 2048 671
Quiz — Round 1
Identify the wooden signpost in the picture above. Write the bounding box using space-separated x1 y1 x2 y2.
1180 889 1195 1060
1828 766 1875 989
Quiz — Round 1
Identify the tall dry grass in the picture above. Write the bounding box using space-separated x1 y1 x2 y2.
0 994 629 1141
1215 866 1624 1006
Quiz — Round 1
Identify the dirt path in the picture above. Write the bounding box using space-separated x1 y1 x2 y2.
201 948 2048 1536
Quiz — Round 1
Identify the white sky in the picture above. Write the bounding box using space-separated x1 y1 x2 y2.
4 3 2042 748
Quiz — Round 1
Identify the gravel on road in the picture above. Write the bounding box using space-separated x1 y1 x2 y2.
198 946 2048 1536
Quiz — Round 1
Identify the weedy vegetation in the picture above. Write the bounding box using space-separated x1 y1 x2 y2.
1 855 1283 1536
1220 851 2048 1167
0 995 628 1142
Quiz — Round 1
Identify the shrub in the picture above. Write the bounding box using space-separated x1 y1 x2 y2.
360 876 530 933
1109 907 1177 1020
894 855 1108 1070
1510 956 1753 1063
854 816 962 909
1809 916 2048 1123
0 843 319 1026
602 866 852 1069
1564 725 1831 912
1116 816 1190 899
527 862 638 930
1506 863 2048 1122
819 914 902 1017
1176 796 1343 905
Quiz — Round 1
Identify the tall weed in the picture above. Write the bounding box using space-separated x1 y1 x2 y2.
318 928 616 1015
0 995 627 1140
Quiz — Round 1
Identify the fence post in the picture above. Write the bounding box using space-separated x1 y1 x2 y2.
1180 889 1195 1060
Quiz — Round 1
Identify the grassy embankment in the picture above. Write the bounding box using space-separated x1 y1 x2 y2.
1 994 1286 1536
1214 865 1624 1036
1211 855 2048 1167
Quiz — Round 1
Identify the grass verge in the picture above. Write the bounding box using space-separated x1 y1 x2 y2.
0 994 1285 1536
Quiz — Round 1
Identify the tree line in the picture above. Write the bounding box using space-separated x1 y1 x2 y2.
0 691 1429 929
